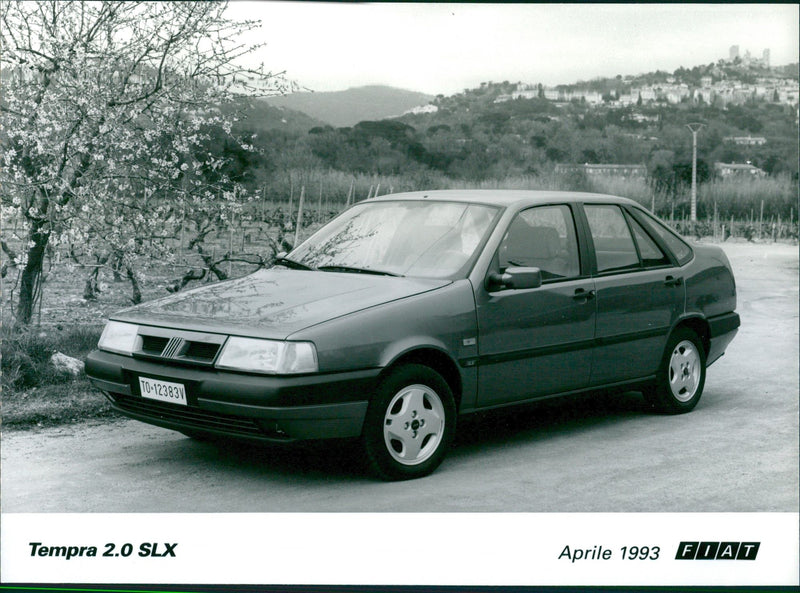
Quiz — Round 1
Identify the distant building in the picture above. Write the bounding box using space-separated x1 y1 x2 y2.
638 87 657 102
726 45 770 68
494 89 543 103
512 89 540 100
617 93 636 106
544 88 561 101
582 91 603 105
778 87 800 105
663 85 690 104
556 163 648 178
625 112 659 123
723 136 767 146
694 89 714 104
404 104 438 115
714 162 767 177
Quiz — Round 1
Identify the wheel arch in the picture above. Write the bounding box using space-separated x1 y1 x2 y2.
380 347 463 410
672 315 711 357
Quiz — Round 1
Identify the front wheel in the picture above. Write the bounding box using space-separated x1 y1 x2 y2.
643 327 706 414
362 364 456 481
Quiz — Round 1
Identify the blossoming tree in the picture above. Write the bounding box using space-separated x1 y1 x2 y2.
1 0 288 323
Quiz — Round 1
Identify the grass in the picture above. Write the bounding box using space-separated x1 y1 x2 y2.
699 174 797 219
2 380 116 429
2 323 113 429
257 167 452 210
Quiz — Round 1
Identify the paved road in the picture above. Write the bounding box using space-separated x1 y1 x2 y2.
2 242 797 512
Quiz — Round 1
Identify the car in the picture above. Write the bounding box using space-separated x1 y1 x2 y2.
86 190 740 480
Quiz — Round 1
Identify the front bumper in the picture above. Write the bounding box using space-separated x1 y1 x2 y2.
86 349 378 442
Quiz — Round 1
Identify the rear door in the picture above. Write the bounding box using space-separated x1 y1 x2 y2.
582 204 685 386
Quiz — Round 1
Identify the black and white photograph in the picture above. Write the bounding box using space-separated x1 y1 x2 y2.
1 1 798 588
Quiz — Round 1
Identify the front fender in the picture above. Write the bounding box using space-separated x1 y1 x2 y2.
292 280 479 375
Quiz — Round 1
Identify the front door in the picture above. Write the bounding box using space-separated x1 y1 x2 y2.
475 204 596 407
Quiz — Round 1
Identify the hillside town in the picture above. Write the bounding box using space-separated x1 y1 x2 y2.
400 45 800 180
492 46 799 109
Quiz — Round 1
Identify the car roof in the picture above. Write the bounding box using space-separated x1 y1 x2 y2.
367 189 642 209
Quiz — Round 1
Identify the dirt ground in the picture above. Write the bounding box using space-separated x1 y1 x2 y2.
1 240 797 512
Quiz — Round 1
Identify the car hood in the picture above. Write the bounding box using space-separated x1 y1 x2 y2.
112 268 451 339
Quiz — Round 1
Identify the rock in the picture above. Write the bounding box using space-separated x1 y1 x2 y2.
50 352 85 376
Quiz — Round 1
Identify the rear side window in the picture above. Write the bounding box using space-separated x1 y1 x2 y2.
635 210 694 265
628 216 670 267
584 205 639 273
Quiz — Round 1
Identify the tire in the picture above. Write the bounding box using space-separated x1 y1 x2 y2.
643 327 706 414
362 364 456 481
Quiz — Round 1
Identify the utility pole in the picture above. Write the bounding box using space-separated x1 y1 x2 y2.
686 123 705 225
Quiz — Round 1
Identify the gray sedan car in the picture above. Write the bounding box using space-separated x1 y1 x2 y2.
86 190 740 480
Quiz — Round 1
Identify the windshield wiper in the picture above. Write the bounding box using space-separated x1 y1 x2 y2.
273 256 314 270
317 265 402 277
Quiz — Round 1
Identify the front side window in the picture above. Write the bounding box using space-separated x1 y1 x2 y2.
499 204 580 280
288 200 498 278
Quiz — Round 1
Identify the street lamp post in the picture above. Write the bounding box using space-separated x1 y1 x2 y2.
686 123 705 226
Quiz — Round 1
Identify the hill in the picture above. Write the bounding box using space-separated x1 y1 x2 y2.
231 97 327 135
263 85 434 127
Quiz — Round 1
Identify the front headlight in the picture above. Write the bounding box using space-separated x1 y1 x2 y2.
216 337 318 375
98 321 140 355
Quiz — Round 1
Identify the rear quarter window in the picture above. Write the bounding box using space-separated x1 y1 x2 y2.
634 210 694 266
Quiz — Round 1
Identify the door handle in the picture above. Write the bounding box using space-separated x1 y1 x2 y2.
664 275 683 287
572 288 595 301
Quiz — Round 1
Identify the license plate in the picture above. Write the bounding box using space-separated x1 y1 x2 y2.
138 376 187 406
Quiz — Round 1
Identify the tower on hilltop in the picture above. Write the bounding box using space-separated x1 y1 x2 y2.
729 45 740 61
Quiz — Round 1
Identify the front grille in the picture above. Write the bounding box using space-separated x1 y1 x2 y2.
110 393 262 437
140 335 169 355
183 341 221 361
134 328 224 366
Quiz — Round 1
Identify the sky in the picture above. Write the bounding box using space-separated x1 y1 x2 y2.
226 2 800 96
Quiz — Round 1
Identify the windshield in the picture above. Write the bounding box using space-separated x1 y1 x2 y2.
287 200 499 278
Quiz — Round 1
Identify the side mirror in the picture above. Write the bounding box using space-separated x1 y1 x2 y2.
486 266 542 291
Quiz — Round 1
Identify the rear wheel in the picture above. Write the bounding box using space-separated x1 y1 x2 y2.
362 364 456 480
644 327 706 414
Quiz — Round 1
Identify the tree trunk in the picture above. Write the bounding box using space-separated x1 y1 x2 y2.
1 240 19 264
83 255 110 300
111 252 124 282
16 222 49 324
83 267 101 301
126 265 142 305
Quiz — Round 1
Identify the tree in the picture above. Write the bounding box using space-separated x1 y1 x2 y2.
1 0 289 324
